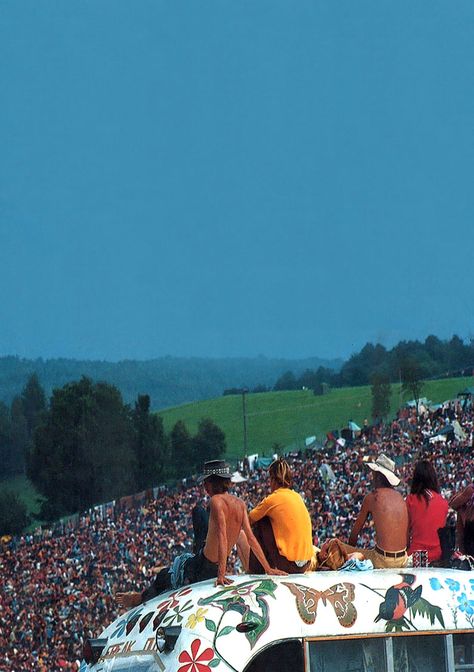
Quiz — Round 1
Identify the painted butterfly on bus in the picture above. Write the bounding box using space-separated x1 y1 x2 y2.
283 581 357 627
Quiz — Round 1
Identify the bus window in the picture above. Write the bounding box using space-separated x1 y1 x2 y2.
453 633 474 670
308 637 386 672
243 639 304 672
392 635 446 672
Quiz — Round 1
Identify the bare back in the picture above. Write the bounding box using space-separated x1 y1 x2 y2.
349 487 408 551
368 488 408 551
204 493 245 563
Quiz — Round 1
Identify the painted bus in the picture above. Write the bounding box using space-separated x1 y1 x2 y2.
81 568 474 672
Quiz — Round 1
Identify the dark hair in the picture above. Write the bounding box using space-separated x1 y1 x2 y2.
373 471 392 489
205 475 231 494
410 460 440 504
269 457 293 488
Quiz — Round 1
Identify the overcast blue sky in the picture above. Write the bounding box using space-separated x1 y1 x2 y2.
1 1 473 361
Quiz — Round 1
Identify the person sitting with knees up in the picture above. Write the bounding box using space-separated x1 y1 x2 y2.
238 457 313 574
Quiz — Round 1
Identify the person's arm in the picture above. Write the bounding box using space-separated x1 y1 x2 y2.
210 497 232 587
248 492 274 524
241 507 287 576
449 484 474 511
405 496 413 549
348 494 372 546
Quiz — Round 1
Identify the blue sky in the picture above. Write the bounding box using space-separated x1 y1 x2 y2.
1 1 473 361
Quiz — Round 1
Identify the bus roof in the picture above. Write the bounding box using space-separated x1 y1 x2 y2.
83 568 474 672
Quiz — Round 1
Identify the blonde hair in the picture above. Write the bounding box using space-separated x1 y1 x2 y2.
269 457 293 488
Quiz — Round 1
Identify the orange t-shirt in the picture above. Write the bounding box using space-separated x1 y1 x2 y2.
249 487 313 562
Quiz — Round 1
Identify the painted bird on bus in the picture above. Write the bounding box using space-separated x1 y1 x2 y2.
374 574 422 623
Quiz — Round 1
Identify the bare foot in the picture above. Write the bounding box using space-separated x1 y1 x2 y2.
116 592 142 609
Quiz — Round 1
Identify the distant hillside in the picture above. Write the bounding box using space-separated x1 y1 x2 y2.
0 355 342 410
159 375 473 460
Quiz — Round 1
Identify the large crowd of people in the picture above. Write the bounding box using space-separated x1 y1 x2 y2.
1 399 473 671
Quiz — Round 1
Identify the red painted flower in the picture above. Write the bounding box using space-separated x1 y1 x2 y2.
178 638 214 672
154 587 194 630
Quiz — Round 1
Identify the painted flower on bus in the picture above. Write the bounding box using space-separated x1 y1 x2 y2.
429 575 474 627
178 638 217 672
186 607 208 629
153 587 193 630
110 607 144 639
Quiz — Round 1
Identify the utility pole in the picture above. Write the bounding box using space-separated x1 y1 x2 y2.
242 388 248 456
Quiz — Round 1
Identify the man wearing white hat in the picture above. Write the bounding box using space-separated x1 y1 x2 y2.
342 453 409 569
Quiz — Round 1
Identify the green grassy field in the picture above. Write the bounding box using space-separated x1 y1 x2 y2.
0 473 44 528
5 375 472 517
159 375 474 460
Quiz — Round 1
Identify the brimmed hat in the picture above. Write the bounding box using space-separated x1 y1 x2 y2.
197 460 232 483
365 453 400 486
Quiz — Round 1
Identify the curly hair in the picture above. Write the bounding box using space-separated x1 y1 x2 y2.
269 457 293 488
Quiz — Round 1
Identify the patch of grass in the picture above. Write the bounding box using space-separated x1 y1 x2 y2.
159 376 474 461
0 474 43 517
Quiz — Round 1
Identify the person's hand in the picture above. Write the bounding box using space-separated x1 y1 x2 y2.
215 573 234 587
115 592 142 609
266 567 288 576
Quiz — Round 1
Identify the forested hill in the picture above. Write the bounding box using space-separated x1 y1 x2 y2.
0 355 342 410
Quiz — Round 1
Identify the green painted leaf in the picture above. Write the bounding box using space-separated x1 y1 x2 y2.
255 579 277 597
209 659 220 667
228 602 247 616
217 626 234 638
385 617 410 633
244 600 270 648
205 619 217 632
411 598 445 628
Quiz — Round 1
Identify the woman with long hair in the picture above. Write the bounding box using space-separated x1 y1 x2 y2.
406 459 448 563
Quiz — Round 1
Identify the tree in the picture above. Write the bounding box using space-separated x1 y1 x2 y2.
21 373 47 440
0 402 14 477
133 394 169 489
0 490 29 535
192 418 226 467
29 377 136 518
170 420 193 479
10 396 29 474
400 358 425 413
273 371 297 391
370 371 392 421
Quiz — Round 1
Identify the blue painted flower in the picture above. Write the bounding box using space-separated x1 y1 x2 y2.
110 607 143 639
429 578 443 591
445 579 460 592
457 593 474 616
469 579 474 590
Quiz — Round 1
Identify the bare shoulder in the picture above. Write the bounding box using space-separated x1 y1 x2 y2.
210 493 243 510
362 491 375 507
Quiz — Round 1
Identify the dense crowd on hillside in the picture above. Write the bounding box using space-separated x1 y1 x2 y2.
1 400 473 671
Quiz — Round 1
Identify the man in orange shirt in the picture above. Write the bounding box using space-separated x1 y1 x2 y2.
239 457 313 573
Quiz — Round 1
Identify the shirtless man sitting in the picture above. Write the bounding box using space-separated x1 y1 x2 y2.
339 453 409 569
116 460 286 609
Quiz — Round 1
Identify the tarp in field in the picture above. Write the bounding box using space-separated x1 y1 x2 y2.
255 457 273 469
